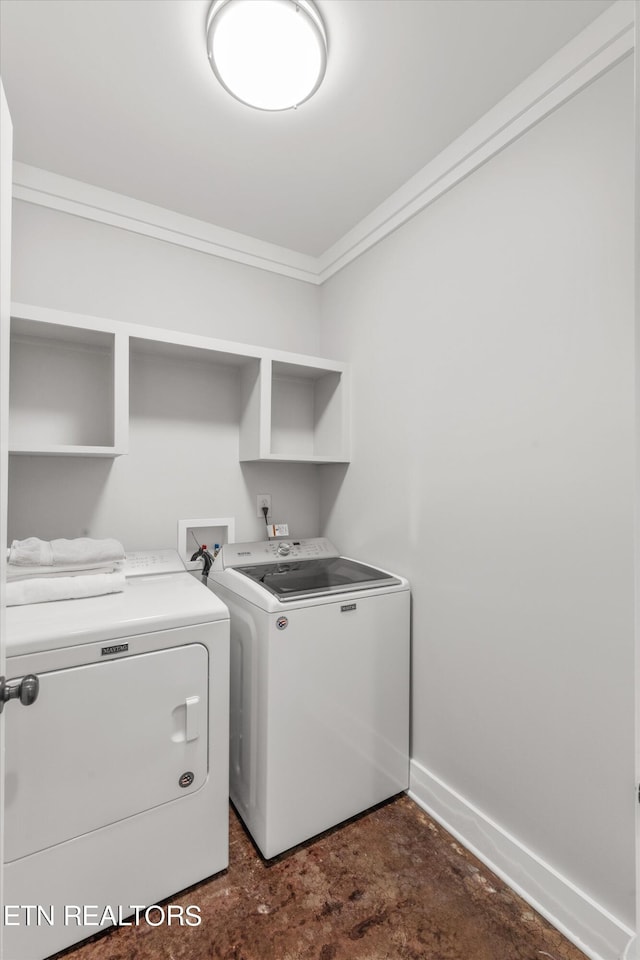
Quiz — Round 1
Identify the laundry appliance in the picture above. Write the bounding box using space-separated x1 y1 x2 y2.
3 549 230 960
207 537 410 859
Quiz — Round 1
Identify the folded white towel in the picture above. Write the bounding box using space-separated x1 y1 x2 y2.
6 561 124 583
6 572 126 607
9 537 125 568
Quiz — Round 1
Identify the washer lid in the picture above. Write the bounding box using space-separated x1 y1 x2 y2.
6 573 229 657
234 556 401 602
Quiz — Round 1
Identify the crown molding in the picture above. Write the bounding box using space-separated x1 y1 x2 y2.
11 0 635 288
317 0 635 282
11 164 321 285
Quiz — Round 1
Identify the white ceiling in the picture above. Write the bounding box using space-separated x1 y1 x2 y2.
0 0 614 257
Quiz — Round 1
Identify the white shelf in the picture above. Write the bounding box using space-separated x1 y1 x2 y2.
9 306 128 457
271 360 348 462
9 303 350 465
9 445 124 458
251 454 350 464
239 357 350 463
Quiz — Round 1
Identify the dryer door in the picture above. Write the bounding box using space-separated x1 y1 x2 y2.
4 644 208 862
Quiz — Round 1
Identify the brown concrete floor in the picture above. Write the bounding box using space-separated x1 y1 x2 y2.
55 795 588 960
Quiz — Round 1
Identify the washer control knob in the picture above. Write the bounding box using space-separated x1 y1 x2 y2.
277 542 291 556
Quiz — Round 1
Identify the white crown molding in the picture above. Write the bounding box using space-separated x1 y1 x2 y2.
11 164 320 285
409 760 635 960
11 0 635 287
317 0 635 282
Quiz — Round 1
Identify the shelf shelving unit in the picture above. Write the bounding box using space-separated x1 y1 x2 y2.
9 303 350 465
9 306 128 457
237 357 348 463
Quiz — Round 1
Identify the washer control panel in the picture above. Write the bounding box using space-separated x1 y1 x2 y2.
215 538 339 568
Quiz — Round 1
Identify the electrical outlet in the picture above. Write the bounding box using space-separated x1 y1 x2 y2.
257 494 272 518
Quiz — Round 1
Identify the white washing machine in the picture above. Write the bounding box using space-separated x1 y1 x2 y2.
207 537 410 859
3 550 230 960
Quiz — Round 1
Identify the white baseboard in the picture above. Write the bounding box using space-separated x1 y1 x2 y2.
409 760 634 960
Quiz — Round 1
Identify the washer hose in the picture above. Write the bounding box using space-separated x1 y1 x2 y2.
190 545 214 578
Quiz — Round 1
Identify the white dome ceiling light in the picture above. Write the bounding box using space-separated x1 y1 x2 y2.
206 0 328 112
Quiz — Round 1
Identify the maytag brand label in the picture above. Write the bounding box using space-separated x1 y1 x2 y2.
101 643 129 656
341 603 357 612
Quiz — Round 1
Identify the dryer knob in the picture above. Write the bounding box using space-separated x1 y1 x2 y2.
0 673 40 713
20 674 40 707
277 542 291 556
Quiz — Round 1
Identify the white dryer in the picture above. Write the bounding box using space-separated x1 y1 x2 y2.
3 550 230 960
207 537 410 859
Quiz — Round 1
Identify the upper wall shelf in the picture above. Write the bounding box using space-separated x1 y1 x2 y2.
239 357 348 463
9 309 129 457
9 303 350 464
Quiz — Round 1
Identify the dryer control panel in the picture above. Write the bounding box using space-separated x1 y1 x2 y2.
123 549 186 577
214 538 339 569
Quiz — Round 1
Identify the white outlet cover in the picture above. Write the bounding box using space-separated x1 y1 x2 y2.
257 494 272 517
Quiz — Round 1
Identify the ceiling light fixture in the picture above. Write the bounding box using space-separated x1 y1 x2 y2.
206 0 327 111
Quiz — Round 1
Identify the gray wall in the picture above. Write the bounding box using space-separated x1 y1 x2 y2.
11 202 319 353
319 58 635 926
8 204 322 550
